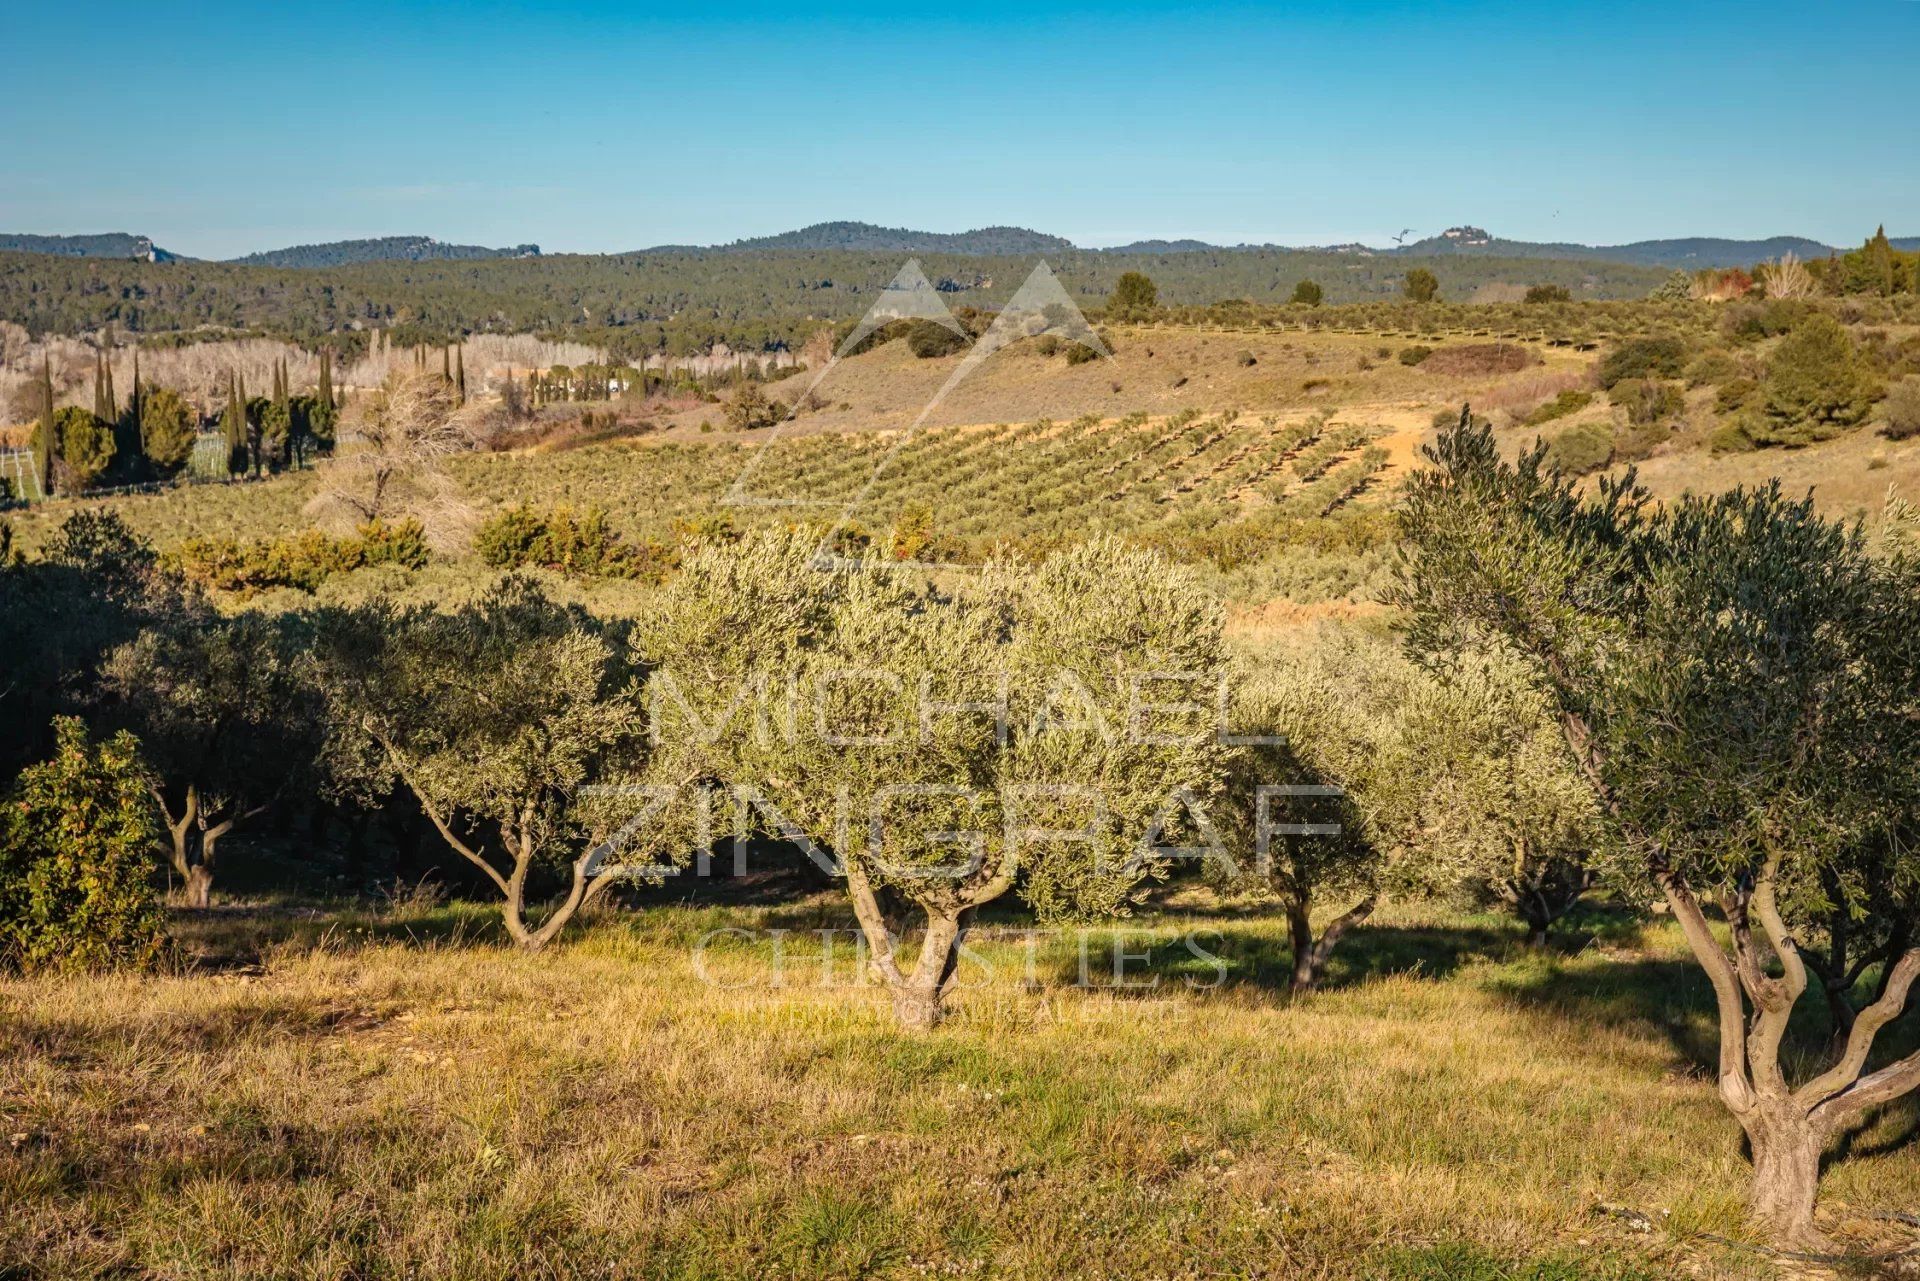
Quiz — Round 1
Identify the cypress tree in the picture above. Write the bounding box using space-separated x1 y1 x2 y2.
93 353 108 423
318 349 334 410
441 344 451 386
103 350 116 423
223 374 248 476
454 345 466 405
34 356 56 499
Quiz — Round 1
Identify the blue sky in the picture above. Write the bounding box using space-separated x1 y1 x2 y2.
2 1 1915 259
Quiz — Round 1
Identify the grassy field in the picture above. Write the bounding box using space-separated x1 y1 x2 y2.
8 887 1916 1280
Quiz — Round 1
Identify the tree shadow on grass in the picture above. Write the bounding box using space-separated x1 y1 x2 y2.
1488 954 1920 1165
1487 955 1725 1075
169 901 509 970
1036 920 1517 995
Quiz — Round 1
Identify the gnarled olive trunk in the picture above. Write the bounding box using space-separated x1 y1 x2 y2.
1285 894 1375 992
1657 856 1920 1248
1745 1111 1828 1244
844 861 995 1030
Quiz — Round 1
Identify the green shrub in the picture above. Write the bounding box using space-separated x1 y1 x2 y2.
1290 280 1324 306
1747 314 1881 446
1235 350 1257 367
1523 284 1571 304
1403 269 1439 303
1522 389 1594 426
1613 419 1672 463
725 382 782 430
1724 298 1809 343
476 503 669 580
1608 378 1685 427
1544 422 1613 475
1708 419 1758 454
1399 345 1433 366
1881 377 1920 440
139 386 196 476
52 405 116 490
1683 349 1742 387
1065 333 1109 366
1714 378 1760 413
1597 335 1687 389
1109 271 1158 313
169 520 428 596
1 718 165 974
906 320 968 359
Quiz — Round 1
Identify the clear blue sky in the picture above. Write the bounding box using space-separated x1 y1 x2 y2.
2 1 1914 259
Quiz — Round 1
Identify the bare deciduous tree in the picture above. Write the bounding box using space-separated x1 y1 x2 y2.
305 368 476 548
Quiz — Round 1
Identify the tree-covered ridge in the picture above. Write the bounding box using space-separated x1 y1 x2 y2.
0 233 175 261
228 236 542 269
707 221 1076 255
0 247 1667 352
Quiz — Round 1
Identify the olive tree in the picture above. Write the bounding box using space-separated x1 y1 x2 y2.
635 532 1229 1029
1397 648 1602 946
1396 411 1920 1246
313 577 654 950
1214 629 1423 991
97 606 312 907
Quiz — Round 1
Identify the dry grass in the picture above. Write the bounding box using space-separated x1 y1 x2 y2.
4 895 1913 1279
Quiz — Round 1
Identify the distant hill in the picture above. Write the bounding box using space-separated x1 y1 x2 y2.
1397 227 1839 269
709 221 1075 256
228 236 540 268
1099 239 1224 255
0 232 177 261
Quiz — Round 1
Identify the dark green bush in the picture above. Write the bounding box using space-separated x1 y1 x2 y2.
1545 422 1613 475
1 718 165 974
1399 346 1433 366
1523 389 1593 426
906 320 968 359
1683 349 1743 387
1597 335 1687 389
1608 378 1685 427
168 520 428 595
1747 314 1881 446
476 503 669 580
1523 284 1571 304
1724 298 1809 343
1708 419 1758 453
1714 378 1760 413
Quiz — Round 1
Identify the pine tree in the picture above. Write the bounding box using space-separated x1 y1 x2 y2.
33 356 56 499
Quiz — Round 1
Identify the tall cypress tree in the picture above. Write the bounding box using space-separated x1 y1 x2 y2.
454 345 466 405
102 349 116 424
223 373 248 476
34 356 56 499
93 352 109 423
441 344 451 386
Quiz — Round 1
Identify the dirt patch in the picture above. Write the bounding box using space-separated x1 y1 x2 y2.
1422 343 1535 378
